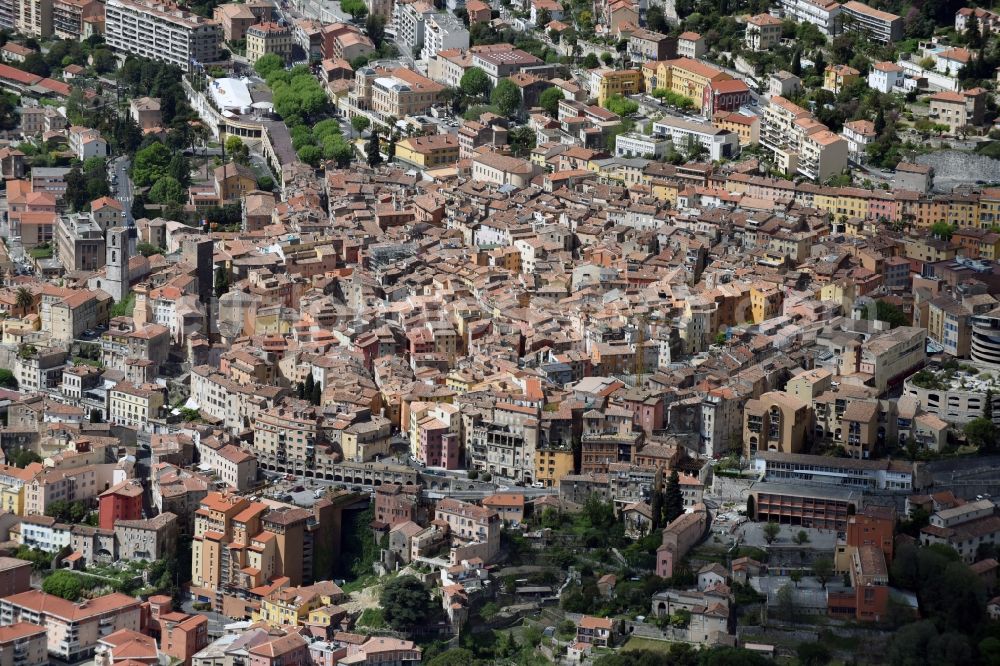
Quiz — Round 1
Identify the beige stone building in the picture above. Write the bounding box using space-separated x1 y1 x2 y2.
246 21 293 65
743 391 810 457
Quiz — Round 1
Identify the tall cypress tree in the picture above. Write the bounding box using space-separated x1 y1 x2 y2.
664 470 684 524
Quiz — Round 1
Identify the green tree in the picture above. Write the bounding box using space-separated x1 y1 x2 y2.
603 94 638 116
214 267 230 298
812 556 833 589
92 48 117 73
311 380 322 405
254 53 284 78
367 129 382 167
790 569 803 587
42 570 84 601
15 287 33 313
539 86 564 116
649 470 663 531
930 221 954 240
965 417 997 450
797 642 831 666
794 530 810 545
776 582 796 621
12 449 41 468
663 470 683 524
22 52 50 77
460 67 491 99
600 51 614 65
365 14 386 46
136 242 163 257
341 0 368 20
0 368 17 389
298 144 322 166
507 125 536 157
582 52 599 68
986 387 994 422
351 115 370 137
131 142 173 187
790 49 802 76
491 78 521 116
131 195 147 220
387 132 396 161
148 176 185 204
64 164 88 212
380 575 434 632
426 649 476 666
763 521 780 544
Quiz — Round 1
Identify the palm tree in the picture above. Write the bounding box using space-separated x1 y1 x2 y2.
14 287 32 313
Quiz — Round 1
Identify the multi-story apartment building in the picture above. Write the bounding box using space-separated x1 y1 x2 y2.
252 400 321 476
921 499 1000 562
52 0 101 39
625 27 675 62
190 365 288 436
56 213 105 273
213 2 255 42
859 326 926 394
0 461 34 515
100 318 170 375
246 22 293 65
0 622 47 666
840 0 902 43
105 0 221 71
393 0 433 52
743 391 810 457
929 88 987 134
0 591 142 661
713 111 759 146
868 61 905 93
108 381 166 430
434 498 501 562
761 95 848 181
774 0 842 36
17 0 52 37
419 12 468 62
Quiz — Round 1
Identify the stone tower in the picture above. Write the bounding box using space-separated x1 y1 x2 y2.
104 226 129 304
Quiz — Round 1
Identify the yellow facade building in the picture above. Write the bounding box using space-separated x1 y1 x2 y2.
597 69 644 106
750 282 783 324
394 134 460 169
535 447 574 488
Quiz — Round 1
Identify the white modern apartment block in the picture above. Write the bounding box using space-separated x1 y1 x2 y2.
393 0 433 52
840 0 902 43
105 0 221 71
420 12 469 61
760 95 848 181
615 132 671 159
773 0 841 36
651 117 740 161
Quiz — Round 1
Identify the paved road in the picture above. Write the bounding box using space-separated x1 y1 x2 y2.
111 156 134 226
